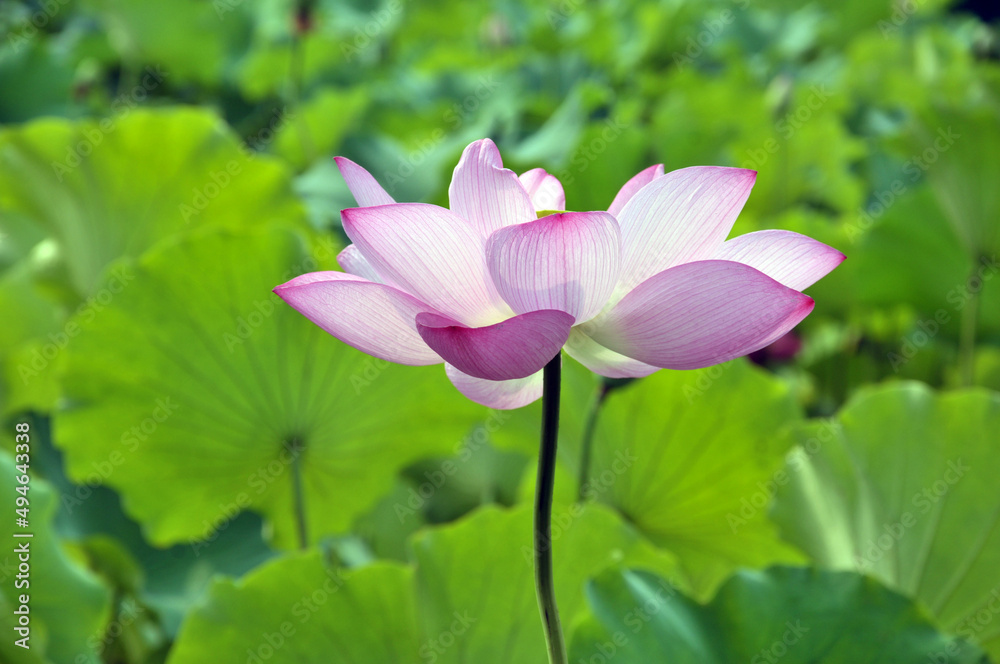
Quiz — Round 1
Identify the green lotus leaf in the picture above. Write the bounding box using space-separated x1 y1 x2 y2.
0 107 304 297
167 503 681 664
408 504 681 663
0 257 63 414
573 359 805 598
570 566 985 663
0 34 82 123
169 558 420 664
0 450 112 664
53 225 482 549
772 382 1000 659
911 103 1000 259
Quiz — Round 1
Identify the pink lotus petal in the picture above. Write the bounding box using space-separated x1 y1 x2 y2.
415 310 573 381
588 260 814 370
616 166 756 295
518 168 566 211
334 156 395 207
486 211 621 323
274 272 443 365
449 139 536 237
342 203 510 326
563 328 660 379
445 364 544 409
713 229 846 291
337 244 384 283
279 270 347 288
607 163 664 217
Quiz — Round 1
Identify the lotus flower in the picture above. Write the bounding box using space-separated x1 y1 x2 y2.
275 139 844 408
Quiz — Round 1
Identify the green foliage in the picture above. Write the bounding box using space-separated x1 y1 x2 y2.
909 104 1000 259
0 108 304 297
53 226 482 549
269 87 369 171
583 360 805 597
570 566 987 663
0 451 112 664
78 0 250 86
772 382 1000 659
168 558 420 664
169 504 680 664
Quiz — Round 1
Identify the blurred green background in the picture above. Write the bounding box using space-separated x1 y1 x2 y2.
1 0 999 662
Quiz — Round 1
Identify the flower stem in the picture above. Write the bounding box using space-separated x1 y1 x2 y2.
535 354 567 664
576 380 611 503
286 437 309 550
287 15 315 165
959 259 981 387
